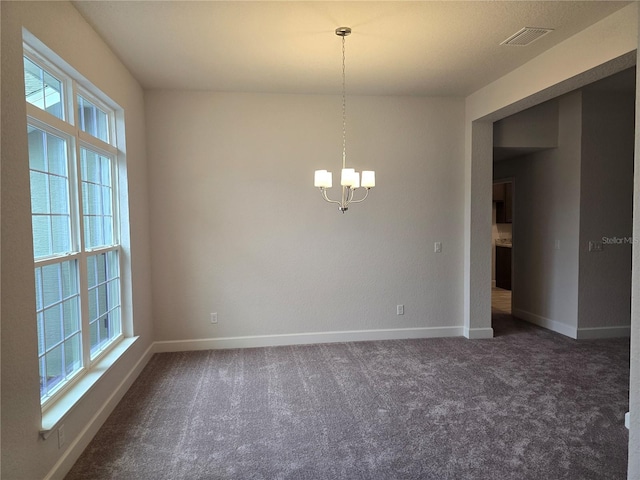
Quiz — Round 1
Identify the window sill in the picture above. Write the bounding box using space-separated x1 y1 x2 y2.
40 336 139 439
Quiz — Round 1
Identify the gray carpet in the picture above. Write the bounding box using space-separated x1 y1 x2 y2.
66 315 630 479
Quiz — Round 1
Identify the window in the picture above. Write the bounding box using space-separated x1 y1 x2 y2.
24 45 124 405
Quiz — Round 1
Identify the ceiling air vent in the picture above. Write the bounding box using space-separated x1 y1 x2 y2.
500 27 553 46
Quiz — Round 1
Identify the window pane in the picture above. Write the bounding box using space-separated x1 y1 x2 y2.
87 255 97 289
89 320 98 351
101 186 112 215
24 56 63 120
49 175 69 214
37 259 82 400
84 216 104 248
96 255 107 285
108 279 120 306
43 71 63 118
37 313 45 356
43 344 64 395
103 219 113 246
97 284 108 317
81 149 101 184
77 95 109 143
35 268 43 311
81 148 114 248
41 263 61 307
28 126 71 259
24 57 44 106
64 334 82 375
32 216 52 258
61 260 78 299
28 127 46 171
88 288 98 321
106 250 119 274
100 156 112 185
46 134 67 176
109 308 122 338
51 215 71 253
44 305 63 349
30 171 49 214
63 298 80 337
88 251 121 357
82 182 101 215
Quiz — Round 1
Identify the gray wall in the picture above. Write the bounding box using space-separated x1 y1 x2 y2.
494 93 583 336
494 78 634 338
578 88 635 331
146 91 466 345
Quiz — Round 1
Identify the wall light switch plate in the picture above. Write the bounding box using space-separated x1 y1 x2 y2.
397 305 404 315
210 312 218 324
434 242 442 253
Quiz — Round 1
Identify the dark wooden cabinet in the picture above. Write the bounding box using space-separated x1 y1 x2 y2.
495 246 511 290
493 182 512 224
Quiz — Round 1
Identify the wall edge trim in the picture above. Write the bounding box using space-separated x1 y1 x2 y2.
464 327 494 339
576 325 631 339
153 326 465 352
512 308 577 338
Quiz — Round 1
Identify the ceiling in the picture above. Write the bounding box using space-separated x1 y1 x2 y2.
72 1 630 96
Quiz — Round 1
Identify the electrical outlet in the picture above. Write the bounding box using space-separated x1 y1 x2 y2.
397 305 404 315
588 241 603 252
57 424 65 449
434 242 442 253
210 312 218 324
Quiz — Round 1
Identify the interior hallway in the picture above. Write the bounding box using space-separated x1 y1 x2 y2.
492 287 512 315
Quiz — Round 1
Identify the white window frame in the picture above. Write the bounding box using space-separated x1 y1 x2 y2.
24 39 127 410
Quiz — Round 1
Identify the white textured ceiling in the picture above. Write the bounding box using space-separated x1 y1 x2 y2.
72 1 630 96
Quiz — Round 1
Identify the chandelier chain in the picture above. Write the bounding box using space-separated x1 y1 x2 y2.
314 27 374 213
342 34 347 170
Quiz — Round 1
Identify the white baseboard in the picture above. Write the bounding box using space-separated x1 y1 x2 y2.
154 326 465 352
512 308 577 339
576 326 631 339
626 411 630 430
44 342 155 480
512 308 631 340
464 327 494 339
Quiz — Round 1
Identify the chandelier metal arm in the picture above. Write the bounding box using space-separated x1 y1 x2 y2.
348 187 370 204
321 188 343 207
319 185 371 212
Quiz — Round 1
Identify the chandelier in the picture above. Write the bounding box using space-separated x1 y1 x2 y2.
314 27 375 213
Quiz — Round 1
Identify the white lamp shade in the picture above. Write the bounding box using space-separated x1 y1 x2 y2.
314 170 333 188
352 171 360 189
314 170 327 187
324 171 333 188
341 168 355 186
361 170 375 188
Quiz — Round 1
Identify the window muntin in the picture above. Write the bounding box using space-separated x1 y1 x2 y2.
24 56 64 120
28 126 72 259
77 95 109 143
80 147 115 249
24 47 123 405
87 251 121 357
35 260 81 399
